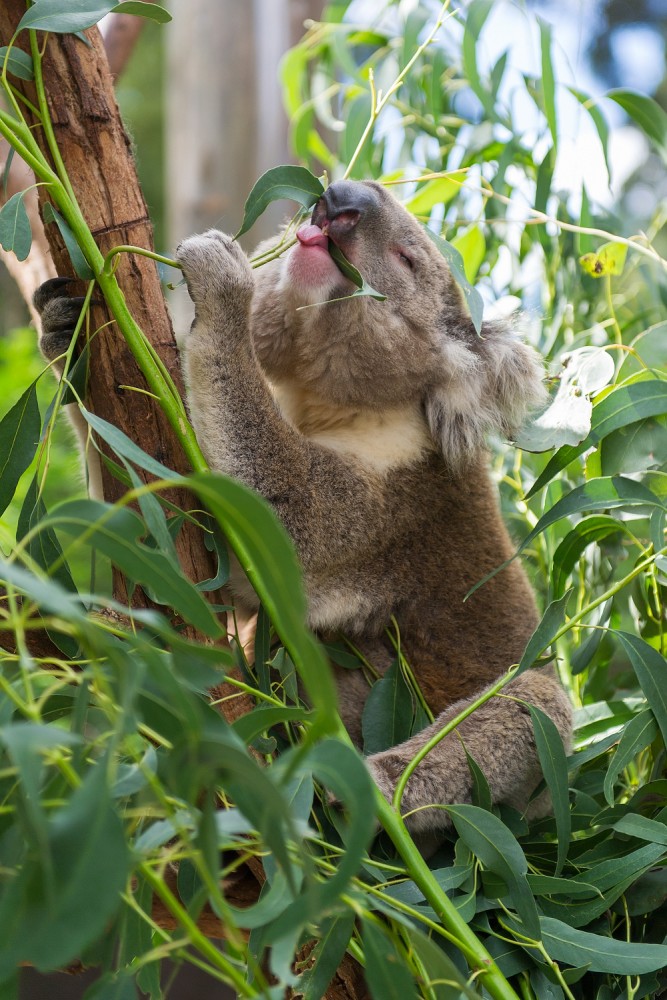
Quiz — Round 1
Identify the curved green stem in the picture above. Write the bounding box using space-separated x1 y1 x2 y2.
392 665 519 811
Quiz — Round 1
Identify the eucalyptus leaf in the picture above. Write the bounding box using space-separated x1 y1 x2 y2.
540 916 667 974
527 705 571 875
0 46 34 81
614 632 667 747
0 191 31 261
607 89 667 164
42 203 94 279
111 2 171 22
361 917 418 1000
17 0 117 33
603 709 659 806
0 381 41 517
446 804 541 939
236 165 324 238
423 225 484 334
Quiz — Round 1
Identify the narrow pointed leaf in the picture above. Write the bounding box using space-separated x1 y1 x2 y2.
0 191 31 261
527 705 570 875
540 916 667 974
604 709 659 805
614 633 667 747
0 381 40 516
361 917 417 1000
236 165 324 238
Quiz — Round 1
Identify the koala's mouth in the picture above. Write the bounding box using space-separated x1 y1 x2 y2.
296 224 330 251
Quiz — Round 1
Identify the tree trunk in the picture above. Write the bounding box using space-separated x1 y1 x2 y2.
0 7 366 997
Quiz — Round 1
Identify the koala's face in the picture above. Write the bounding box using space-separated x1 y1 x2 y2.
250 179 545 456
251 180 470 408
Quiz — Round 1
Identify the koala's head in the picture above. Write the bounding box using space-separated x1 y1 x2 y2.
250 180 545 463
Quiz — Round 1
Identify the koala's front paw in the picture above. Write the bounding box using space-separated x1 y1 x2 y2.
33 277 89 362
366 751 448 833
176 231 254 314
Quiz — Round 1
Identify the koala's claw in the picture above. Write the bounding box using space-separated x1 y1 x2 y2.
33 276 75 314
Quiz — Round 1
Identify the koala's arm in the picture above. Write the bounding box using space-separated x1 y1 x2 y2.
177 232 383 570
367 665 572 832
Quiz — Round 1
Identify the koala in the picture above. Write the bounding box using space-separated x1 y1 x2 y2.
36 180 572 832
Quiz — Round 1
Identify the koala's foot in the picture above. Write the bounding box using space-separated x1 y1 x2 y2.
176 231 254 325
33 277 89 362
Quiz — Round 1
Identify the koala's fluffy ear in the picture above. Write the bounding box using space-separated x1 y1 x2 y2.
424 322 547 465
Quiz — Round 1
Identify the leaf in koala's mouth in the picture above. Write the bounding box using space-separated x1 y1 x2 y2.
328 243 386 302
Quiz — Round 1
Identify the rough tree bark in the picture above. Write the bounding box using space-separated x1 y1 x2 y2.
0 7 368 998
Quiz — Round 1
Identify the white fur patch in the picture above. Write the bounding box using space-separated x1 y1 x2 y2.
271 380 433 473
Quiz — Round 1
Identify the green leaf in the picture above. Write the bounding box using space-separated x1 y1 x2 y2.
539 916 667 974
568 87 610 179
551 516 628 597
519 589 572 673
614 633 667 748
184 473 337 732
299 910 356 1000
110 2 171 22
472 476 665 598
463 744 492 811
42 203 94 279
41 499 222 637
604 709 659 806
361 918 417 1000
462 0 495 119
0 46 34 81
579 241 628 278
0 764 130 976
17 474 78 598
403 926 482 999
404 176 460 216
0 191 31 261
613 813 667 846
526 379 667 498
83 971 138 1000
527 705 571 875
607 89 667 164
17 0 117 33
232 705 310 746
539 19 557 151
423 226 484 334
328 243 386 301
0 381 41 517
79 406 176 480
262 741 376 943
446 804 541 939
362 660 414 754
236 165 324 238
451 225 486 284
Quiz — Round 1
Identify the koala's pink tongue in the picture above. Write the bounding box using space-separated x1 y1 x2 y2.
296 224 329 249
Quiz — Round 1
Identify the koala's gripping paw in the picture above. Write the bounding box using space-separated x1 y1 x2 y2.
33 277 89 362
366 751 451 834
176 231 254 314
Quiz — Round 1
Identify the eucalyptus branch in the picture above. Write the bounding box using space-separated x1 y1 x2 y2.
343 0 455 179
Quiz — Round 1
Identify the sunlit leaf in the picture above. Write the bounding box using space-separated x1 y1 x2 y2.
236 165 324 238
607 89 667 164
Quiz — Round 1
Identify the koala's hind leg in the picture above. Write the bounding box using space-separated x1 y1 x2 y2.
366 666 572 832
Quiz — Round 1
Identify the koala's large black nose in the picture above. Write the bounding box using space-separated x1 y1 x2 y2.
311 181 380 239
